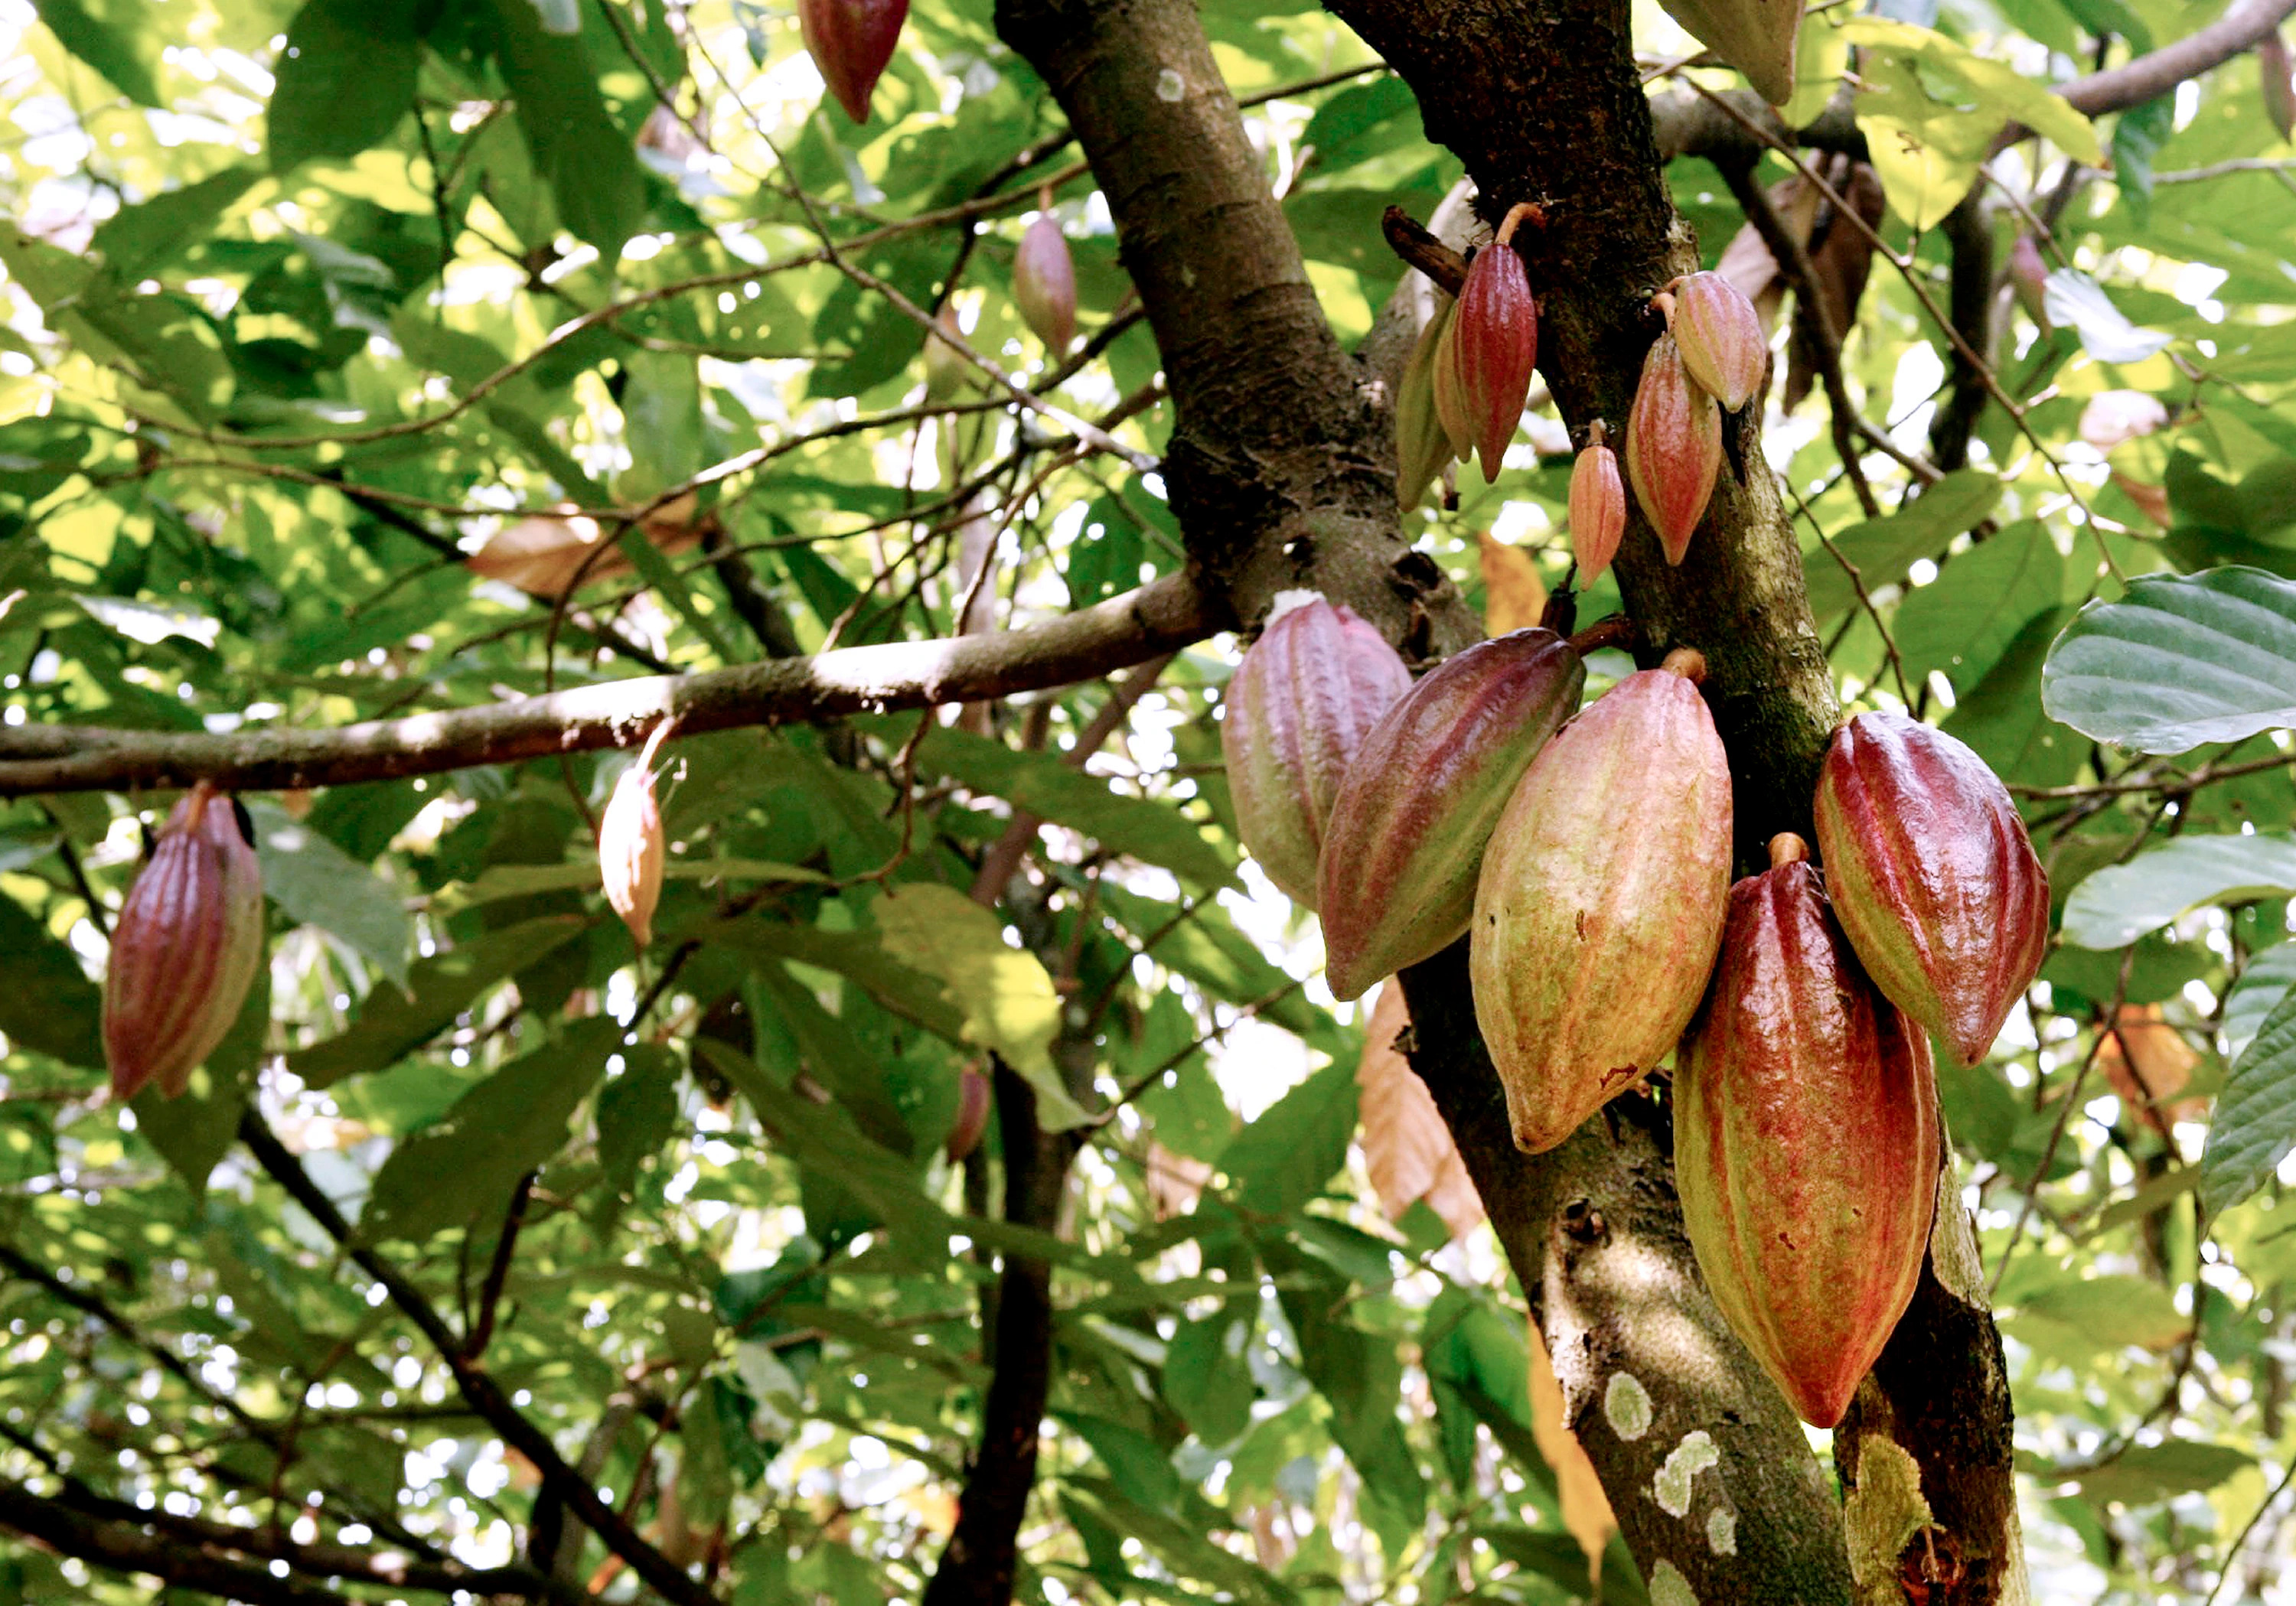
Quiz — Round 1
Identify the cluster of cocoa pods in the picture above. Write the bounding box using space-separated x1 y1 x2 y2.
1398 206 1541 502
1623 272 1766 565
1225 597 2048 1426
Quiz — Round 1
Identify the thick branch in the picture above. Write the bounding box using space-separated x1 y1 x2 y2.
991 0 1476 655
0 574 1212 797
2059 0 2296 115
235 1115 715 1606
0 1477 353 1605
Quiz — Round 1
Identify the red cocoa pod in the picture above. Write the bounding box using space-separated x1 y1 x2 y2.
1221 594 1413 907
2265 31 2296 140
1665 271 1767 412
1320 629 1586 1001
1470 649 1733 1152
799 0 908 123
1676 832 1942 1429
946 1066 993 1161
1448 238 1539 481
1813 711 2050 1067
1396 295 1460 509
1568 425 1626 585
1013 215 1077 356
103 784 266 1103
1624 334 1722 565
2008 236 2053 334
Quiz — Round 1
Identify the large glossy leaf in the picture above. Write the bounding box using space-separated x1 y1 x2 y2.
2202 980 2296 1218
267 0 426 170
1218 1057 1357 1217
2043 567 2296 753
2060 834 2296 949
247 801 413 990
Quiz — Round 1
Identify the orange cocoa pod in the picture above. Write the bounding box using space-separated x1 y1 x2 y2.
1665 271 1768 412
1624 334 1722 565
1568 424 1626 585
601 722 674 948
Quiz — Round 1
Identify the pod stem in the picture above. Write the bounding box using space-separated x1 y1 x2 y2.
1658 646 1707 682
1494 201 1541 247
1768 832 1809 868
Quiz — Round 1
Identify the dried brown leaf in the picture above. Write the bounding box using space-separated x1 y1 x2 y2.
1355 982 1483 1240
1477 530 1548 640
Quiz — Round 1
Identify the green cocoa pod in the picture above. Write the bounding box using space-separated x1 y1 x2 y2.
1470 649 1733 1152
1320 628 1584 1002
1677 833 1942 1428
1813 711 2050 1067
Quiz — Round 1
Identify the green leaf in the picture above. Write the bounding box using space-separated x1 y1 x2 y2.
1218 1057 1357 1217
268 0 426 171
596 1043 680 1197
2043 567 2296 754
487 0 647 253
912 728 1234 888
2005 1274 2190 1352
1893 520 2066 693
1801 467 2002 623
2109 97 2174 227
0 892 103 1069
93 168 263 279
363 1015 619 1241
289 916 588 1086
1941 605 2086 787
1162 1312 1256 1445
872 884 1088 1129
2225 941 2296 1060
2203 980 2296 1218
246 802 413 991
2066 1440 2255 1505
34 0 161 106
701 918 967 1043
2061 833 2296 949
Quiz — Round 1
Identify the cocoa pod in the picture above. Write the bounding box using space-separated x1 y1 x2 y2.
1431 288 1474 461
1396 295 1460 510
1568 423 1626 585
1813 711 2050 1067
103 784 266 1103
1676 832 1941 1429
2008 236 2053 334
799 0 908 124
1221 594 1413 907
601 722 673 948
946 1066 993 1161
2265 31 2296 140
1447 227 1539 481
1470 649 1733 1152
1013 215 1077 356
1665 271 1767 412
1624 333 1722 566
922 305 969 400
1320 628 1586 1001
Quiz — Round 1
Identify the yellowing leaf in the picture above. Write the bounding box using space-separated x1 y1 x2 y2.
1355 982 1482 1240
873 884 1088 1129
1479 530 1547 637
1528 1315 1616 1591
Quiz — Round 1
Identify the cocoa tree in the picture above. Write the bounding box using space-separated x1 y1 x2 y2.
0 0 2293 1601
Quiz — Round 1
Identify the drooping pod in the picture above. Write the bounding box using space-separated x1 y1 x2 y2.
798 0 909 123
1676 832 1942 1429
1568 422 1626 585
1623 334 1723 565
600 720 674 948
1662 271 1768 412
1442 205 1541 481
1221 594 1413 908
103 783 266 1102
1470 649 1733 1152
1013 213 1078 355
1396 295 1460 510
1812 712 2050 1067
1319 628 1586 1001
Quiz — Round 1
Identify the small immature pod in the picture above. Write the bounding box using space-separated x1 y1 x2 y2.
602 720 675 949
1623 333 1723 566
1013 214 1078 356
1567 422 1626 585
800 0 910 123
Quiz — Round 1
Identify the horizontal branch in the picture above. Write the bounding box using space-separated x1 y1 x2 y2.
0 1477 353 1606
0 574 1216 797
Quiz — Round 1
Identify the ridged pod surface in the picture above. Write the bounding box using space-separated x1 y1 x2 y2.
1470 653 1733 1152
1013 215 1077 355
1320 629 1585 1001
1813 712 2050 1067
1677 835 1942 1428
103 784 266 1102
1624 334 1722 565
1667 271 1767 412
1396 297 1459 509
1568 431 1625 584
1222 595 1413 907
798 0 908 123
1448 240 1538 480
